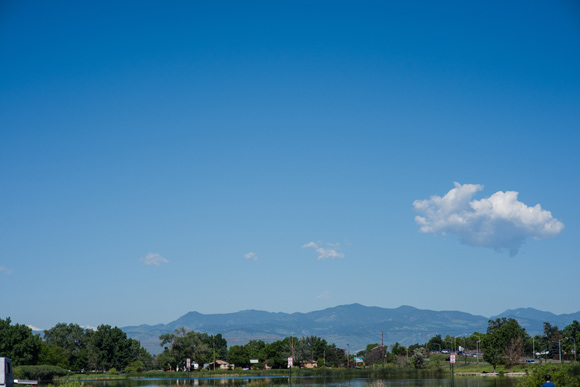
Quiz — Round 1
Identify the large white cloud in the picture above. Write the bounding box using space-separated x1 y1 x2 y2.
413 182 564 256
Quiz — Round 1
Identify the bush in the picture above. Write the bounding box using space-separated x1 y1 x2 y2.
517 363 580 387
14 365 70 381
107 368 119 375
125 360 145 374
51 381 83 387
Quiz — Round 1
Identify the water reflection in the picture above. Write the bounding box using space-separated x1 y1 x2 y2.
69 376 516 387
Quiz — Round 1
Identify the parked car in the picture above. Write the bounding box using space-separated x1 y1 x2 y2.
526 359 535 363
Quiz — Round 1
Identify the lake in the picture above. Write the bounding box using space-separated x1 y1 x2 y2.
67 376 518 387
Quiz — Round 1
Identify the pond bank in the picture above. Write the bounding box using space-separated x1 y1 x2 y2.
456 372 526 377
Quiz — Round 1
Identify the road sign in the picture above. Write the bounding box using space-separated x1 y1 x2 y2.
187 358 191 369
288 357 293 367
450 355 455 363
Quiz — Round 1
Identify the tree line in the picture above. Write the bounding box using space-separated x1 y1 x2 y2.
421 318 580 371
1 316 578 373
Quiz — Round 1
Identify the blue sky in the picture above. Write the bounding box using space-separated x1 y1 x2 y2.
1 0 579 331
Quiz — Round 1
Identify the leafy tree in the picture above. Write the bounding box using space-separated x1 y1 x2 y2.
427 335 443 352
38 342 69 369
0 317 43 365
159 328 214 370
543 322 563 358
227 345 249 368
482 318 527 372
227 340 266 369
43 323 89 370
156 348 177 371
324 343 346 368
390 342 407 357
411 347 428 369
263 338 291 369
91 324 137 371
563 320 580 361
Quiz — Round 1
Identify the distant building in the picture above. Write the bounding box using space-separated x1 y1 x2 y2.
300 360 318 368
208 360 232 370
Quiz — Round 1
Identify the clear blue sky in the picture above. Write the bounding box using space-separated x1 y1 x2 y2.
1 0 579 331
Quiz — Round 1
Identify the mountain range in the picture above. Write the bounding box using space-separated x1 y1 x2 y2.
121 304 580 355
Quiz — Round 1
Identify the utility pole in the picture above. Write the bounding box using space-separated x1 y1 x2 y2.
382 331 385 363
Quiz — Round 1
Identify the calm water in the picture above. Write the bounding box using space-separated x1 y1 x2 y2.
68 376 517 387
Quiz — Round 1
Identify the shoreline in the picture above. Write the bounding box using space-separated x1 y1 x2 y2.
456 372 526 377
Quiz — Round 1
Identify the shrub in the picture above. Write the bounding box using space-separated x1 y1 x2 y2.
516 363 580 387
14 365 70 381
51 381 83 387
107 368 119 375
125 360 144 373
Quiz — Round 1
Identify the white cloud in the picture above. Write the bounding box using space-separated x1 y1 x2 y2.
0 266 13 274
27 325 43 331
317 291 331 299
83 325 98 331
302 241 344 260
413 182 564 256
140 252 169 266
244 252 258 261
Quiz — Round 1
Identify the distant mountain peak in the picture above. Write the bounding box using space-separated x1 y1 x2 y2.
122 304 580 355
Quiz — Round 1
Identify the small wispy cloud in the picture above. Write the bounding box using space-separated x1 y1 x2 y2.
28 325 43 331
140 252 169 266
413 182 564 256
317 291 331 299
83 325 98 331
0 266 13 274
302 241 344 260
244 252 258 262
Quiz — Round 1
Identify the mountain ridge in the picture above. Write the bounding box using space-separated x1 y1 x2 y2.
122 304 580 355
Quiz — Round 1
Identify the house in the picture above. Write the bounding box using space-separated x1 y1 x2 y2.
300 360 318 369
208 360 233 370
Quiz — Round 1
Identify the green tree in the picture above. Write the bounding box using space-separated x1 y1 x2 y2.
159 328 215 370
91 325 137 371
43 323 89 370
38 342 69 368
543 322 562 358
227 340 266 369
156 348 177 371
482 318 527 372
227 345 249 368
411 347 428 369
263 339 291 369
563 320 580 361
427 335 443 352
0 317 43 365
